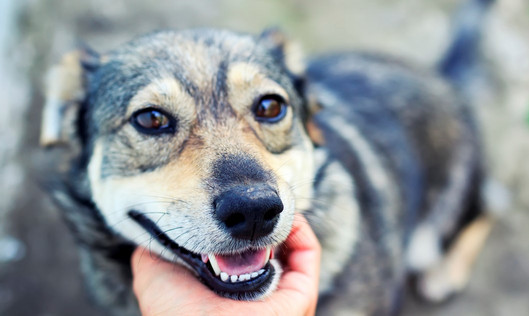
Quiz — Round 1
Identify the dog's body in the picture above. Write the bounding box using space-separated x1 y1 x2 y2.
305 51 485 314
40 0 495 315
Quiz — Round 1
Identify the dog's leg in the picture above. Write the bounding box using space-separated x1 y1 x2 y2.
416 215 493 302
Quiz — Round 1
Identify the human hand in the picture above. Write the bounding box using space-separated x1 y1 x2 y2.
131 213 321 316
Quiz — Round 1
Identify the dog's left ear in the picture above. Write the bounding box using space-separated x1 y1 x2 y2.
40 48 100 147
258 28 305 77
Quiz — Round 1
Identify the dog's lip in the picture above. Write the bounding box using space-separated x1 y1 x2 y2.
128 210 277 299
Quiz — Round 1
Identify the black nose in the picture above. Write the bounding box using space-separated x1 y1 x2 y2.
214 184 283 241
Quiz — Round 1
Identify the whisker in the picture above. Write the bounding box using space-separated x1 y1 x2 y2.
107 211 169 230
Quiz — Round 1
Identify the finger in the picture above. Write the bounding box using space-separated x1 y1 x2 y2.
280 213 321 284
263 214 321 315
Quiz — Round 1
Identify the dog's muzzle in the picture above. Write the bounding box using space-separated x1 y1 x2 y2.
128 183 284 300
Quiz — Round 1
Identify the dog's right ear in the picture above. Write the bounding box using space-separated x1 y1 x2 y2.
40 48 99 147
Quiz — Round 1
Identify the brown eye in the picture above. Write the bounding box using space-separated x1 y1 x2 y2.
253 95 287 123
131 108 175 134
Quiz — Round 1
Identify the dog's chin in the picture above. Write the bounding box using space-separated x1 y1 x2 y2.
128 210 282 300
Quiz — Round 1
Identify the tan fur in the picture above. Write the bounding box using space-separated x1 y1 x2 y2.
306 120 325 146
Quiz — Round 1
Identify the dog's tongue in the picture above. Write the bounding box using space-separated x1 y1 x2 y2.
215 248 269 276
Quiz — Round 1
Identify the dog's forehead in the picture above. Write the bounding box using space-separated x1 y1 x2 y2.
106 30 276 86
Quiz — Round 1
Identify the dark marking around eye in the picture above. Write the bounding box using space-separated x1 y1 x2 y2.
130 108 176 135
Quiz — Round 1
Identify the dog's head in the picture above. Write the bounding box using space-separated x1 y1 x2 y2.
41 29 316 300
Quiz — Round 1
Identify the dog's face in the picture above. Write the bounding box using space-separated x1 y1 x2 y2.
44 29 315 299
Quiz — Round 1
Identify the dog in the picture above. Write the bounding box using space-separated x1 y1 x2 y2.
39 0 496 314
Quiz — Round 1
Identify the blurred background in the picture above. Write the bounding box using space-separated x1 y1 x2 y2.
0 0 528 315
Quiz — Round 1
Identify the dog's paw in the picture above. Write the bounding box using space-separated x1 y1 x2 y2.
415 262 467 303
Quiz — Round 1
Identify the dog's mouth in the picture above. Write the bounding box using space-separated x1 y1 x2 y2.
202 248 272 282
128 210 278 300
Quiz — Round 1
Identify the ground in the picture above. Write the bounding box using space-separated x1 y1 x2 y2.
0 0 528 315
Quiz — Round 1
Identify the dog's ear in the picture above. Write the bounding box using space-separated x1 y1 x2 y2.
40 48 99 147
258 28 305 77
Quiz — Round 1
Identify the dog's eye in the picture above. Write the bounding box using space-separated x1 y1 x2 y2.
131 108 175 134
253 95 287 123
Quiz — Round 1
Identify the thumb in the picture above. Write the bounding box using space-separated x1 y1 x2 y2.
131 248 217 315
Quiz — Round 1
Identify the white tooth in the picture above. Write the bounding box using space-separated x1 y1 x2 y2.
208 254 221 276
230 275 238 283
240 273 250 281
265 247 271 262
251 272 258 278
220 272 229 282
258 269 265 275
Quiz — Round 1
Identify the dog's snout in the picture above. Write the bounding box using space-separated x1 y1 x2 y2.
214 184 283 241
